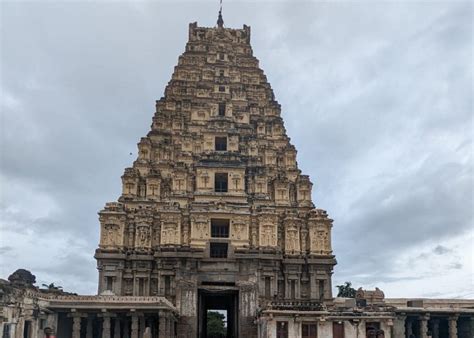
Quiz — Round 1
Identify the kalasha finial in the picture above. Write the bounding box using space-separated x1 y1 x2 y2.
217 0 224 28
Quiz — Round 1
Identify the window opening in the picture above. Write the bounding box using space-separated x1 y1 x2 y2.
265 277 271 298
302 323 318 338
215 173 228 192
211 219 230 238
210 243 228 258
164 276 171 296
105 276 113 291
218 102 226 116
215 137 227 151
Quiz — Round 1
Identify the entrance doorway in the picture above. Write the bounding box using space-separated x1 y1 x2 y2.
198 289 238 338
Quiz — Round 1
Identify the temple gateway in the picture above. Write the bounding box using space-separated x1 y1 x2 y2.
1 12 473 338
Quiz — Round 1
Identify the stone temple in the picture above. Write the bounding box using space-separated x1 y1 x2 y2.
95 10 335 338
1 12 473 338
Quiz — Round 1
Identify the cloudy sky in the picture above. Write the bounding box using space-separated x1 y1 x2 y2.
1 0 472 297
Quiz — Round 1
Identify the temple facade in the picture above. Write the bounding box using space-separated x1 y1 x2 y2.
1 13 473 338
94 14 335 338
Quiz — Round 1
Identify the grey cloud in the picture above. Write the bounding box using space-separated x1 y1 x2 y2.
0 246 13 255
433 245 452 255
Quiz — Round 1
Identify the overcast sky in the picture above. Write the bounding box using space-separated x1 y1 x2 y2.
1 0 472 298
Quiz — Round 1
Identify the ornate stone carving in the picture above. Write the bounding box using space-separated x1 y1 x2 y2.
135 224 151 249
96 19 337 313
258 214 278 247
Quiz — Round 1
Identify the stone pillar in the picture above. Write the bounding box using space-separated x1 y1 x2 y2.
432 319 440 338
420 315 429 338
139 316 146 338
406 319 413 337
86 316 93 338
102 316 112 338
114 318 121 338
131 315 139 338
169 317 174 337
123 318 130 338
393 315 406 338
158 312 167 338
72 316 81 338
449 316 458 338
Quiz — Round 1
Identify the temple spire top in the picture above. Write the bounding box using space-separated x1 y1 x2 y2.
217 0 224 28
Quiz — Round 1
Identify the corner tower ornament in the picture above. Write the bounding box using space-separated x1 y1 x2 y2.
96 16 336 337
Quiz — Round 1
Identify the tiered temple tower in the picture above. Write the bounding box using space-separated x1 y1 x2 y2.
95 14 336 337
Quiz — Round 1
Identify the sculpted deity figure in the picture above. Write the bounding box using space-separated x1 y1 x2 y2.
233 223 245 240
195 221 207 239
136 225 150 248
102 224 118 246
124 279 133 296
285 225 300 253
301 229 308 252
162 222 177 245
316 230 325 251
260 224 275 247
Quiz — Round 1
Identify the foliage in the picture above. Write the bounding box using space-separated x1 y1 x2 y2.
207 311 227 338
42 283 63 291
336 281 356 297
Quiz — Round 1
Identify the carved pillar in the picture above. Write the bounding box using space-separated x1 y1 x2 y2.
168 316 174 337
114 318 121 338
102 316 111 338
392 315 406 338
123 318 130 338
72 316 81 338
86 316 93 338
449 316 458 338
139 316 146 338
432 319 440 338
406 319 413 337
420 315 429 338
131 315 139 338
166 316 172 337
300 228 308 253
159 312 167 338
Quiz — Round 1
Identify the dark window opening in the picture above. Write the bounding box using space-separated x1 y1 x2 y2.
215 173 228 192
333 322 345 338
219 69 225 77
165 276 171 296
2 324 11 338
290 280 296 299
219 53 225 60
302 323 318 338
23 321 31 338
277 321 288 338
211 219 230 238
210 243 228 258
105 276 113 291
215 137 227 151
138 278 145 296
318 280 325 300
265 277 271 298
218 102 226 116
219 85 225 92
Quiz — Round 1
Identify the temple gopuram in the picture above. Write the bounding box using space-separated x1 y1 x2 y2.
1 12 473 338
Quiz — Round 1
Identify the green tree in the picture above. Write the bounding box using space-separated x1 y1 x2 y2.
336 281 356 297
207 311 226 338
41 283 63 291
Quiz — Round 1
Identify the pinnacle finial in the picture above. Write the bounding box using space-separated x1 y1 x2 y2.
217 0 224 28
